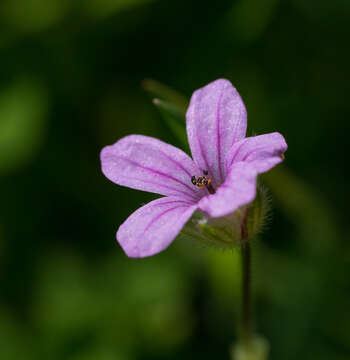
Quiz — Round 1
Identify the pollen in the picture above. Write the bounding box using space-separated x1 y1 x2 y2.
191 170 212 189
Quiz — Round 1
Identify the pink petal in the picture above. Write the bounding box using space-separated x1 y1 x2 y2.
226 132 287 175
186 79 247 187
101 135 204 202
117 197 197 258
198 162 257 218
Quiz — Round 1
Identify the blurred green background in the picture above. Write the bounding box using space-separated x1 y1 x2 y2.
0 0 349 359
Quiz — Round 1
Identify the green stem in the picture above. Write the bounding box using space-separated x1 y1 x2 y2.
241 240 252 346
240 210 252 347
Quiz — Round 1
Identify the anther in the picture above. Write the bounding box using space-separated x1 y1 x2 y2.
190 171 215 194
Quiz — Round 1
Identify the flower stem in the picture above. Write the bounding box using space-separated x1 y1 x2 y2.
240 210 252 347
241 240 252 346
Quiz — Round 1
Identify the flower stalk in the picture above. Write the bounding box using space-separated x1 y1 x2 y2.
241 239 252 347
232 207 271 360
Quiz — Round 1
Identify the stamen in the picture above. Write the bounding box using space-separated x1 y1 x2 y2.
190 171 216 194
206 182 215 194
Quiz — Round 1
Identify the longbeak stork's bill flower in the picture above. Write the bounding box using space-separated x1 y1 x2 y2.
101 79 287 257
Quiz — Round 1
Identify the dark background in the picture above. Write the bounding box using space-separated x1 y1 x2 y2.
0 0 349 359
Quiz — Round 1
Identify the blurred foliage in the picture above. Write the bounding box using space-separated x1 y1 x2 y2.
0 0 349 359
0 79 48 175
151 98 188 151
84 0 157 20
226 0 280 43
1 0 69 33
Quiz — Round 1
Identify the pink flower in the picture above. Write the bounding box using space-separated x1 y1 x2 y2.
101 79 287 257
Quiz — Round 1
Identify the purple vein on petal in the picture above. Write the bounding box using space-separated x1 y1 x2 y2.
159 149 193 178
227 140 246 170
118 156 197 194
216 84 225 184
142 204 191 236
118 175 199 202
194 90 211 175
241 146 269 161
153 199 195 207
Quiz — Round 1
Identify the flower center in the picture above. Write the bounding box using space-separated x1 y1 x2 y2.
191 170 216 194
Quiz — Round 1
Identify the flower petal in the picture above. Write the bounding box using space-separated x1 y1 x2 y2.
117 197 197 258
198 162 257 218
226 132 287 175
186 79 247 186
101 135 204 202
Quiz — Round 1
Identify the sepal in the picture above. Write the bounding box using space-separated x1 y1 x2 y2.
181 186 270 249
